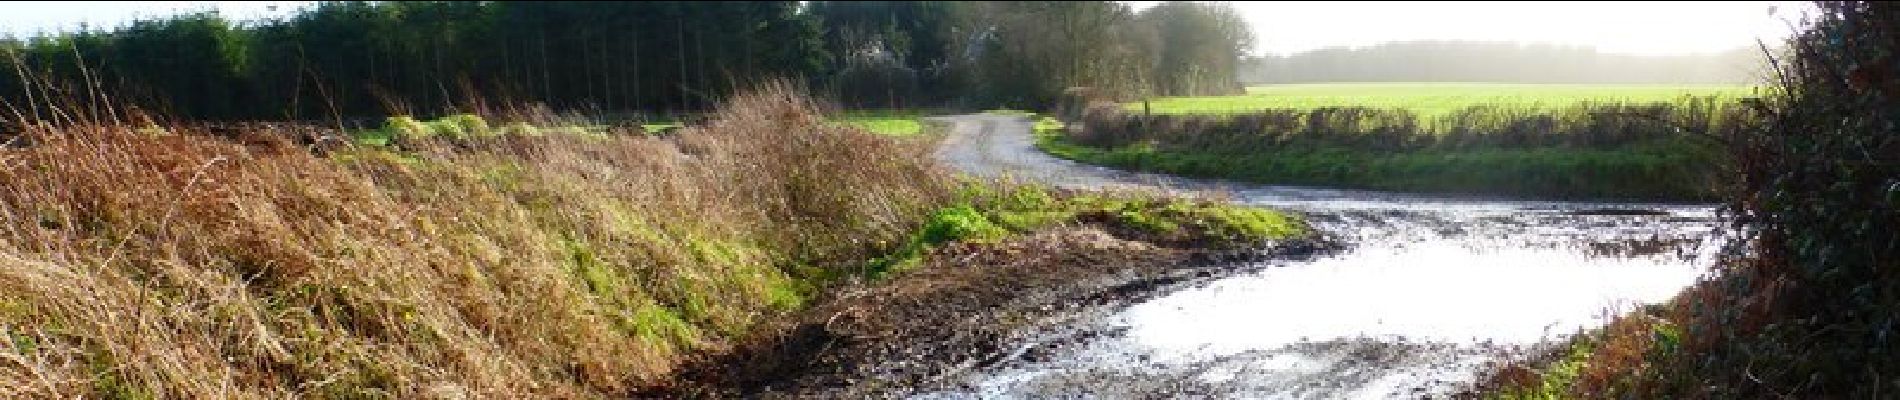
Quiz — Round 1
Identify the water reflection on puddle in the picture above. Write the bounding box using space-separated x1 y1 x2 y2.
927 209 1726 399
924 116 1733 398
1123 239 1708 356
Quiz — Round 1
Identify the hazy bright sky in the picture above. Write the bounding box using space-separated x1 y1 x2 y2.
0 1 304 36
1128 1 1814 56
0 1 1815 57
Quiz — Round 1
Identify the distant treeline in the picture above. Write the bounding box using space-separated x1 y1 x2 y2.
1241 41 1769 84
0 1 1253 121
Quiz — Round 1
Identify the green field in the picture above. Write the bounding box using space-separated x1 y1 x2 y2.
1128 83 1759 119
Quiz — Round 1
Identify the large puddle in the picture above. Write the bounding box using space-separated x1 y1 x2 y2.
923 115 1729 398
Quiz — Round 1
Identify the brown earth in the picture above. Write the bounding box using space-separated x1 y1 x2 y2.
644 225 1331 399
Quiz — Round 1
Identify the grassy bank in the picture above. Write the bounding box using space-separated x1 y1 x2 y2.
1039 132 1719 201
1038 121 1725 202
0 85 1299 397
668 196 1314 397
1049 92 1745 201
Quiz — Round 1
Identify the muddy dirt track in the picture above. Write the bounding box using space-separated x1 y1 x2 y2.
662 114 1727 399
919 114 1724 399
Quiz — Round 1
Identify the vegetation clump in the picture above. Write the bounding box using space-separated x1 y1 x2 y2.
0 84 963 397
0 82 1306 397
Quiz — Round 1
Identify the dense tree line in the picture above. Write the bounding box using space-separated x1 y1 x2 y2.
1139 1 1252 96
940 1 1252 107
1241 41 1768 84
805 1 1254 108
807 1 959 109
0 1 1254 121
0 2 826 121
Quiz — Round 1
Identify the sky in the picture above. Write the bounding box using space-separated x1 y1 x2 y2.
0 1 304 36
1126 1 1815 56
0 1 1815 57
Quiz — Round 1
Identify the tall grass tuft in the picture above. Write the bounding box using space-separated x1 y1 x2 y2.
0 81 955 397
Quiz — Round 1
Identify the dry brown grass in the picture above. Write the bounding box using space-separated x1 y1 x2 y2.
1554 255 1797 397
0 82 956 398
1477 251 1802 399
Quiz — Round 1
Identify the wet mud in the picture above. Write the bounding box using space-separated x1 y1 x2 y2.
658 114 1726 399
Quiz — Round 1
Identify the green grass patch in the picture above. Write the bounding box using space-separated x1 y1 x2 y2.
863 183 1307 279
987 109 1065 135
834 110 927 136
953 182 1307 244
865 204 1009 278
1133 83 1757 120
1490 339 1596 400
630 302 699 352
1032 115 1065 133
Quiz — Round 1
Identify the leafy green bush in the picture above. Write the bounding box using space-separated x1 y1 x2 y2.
1623 1 1900 397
